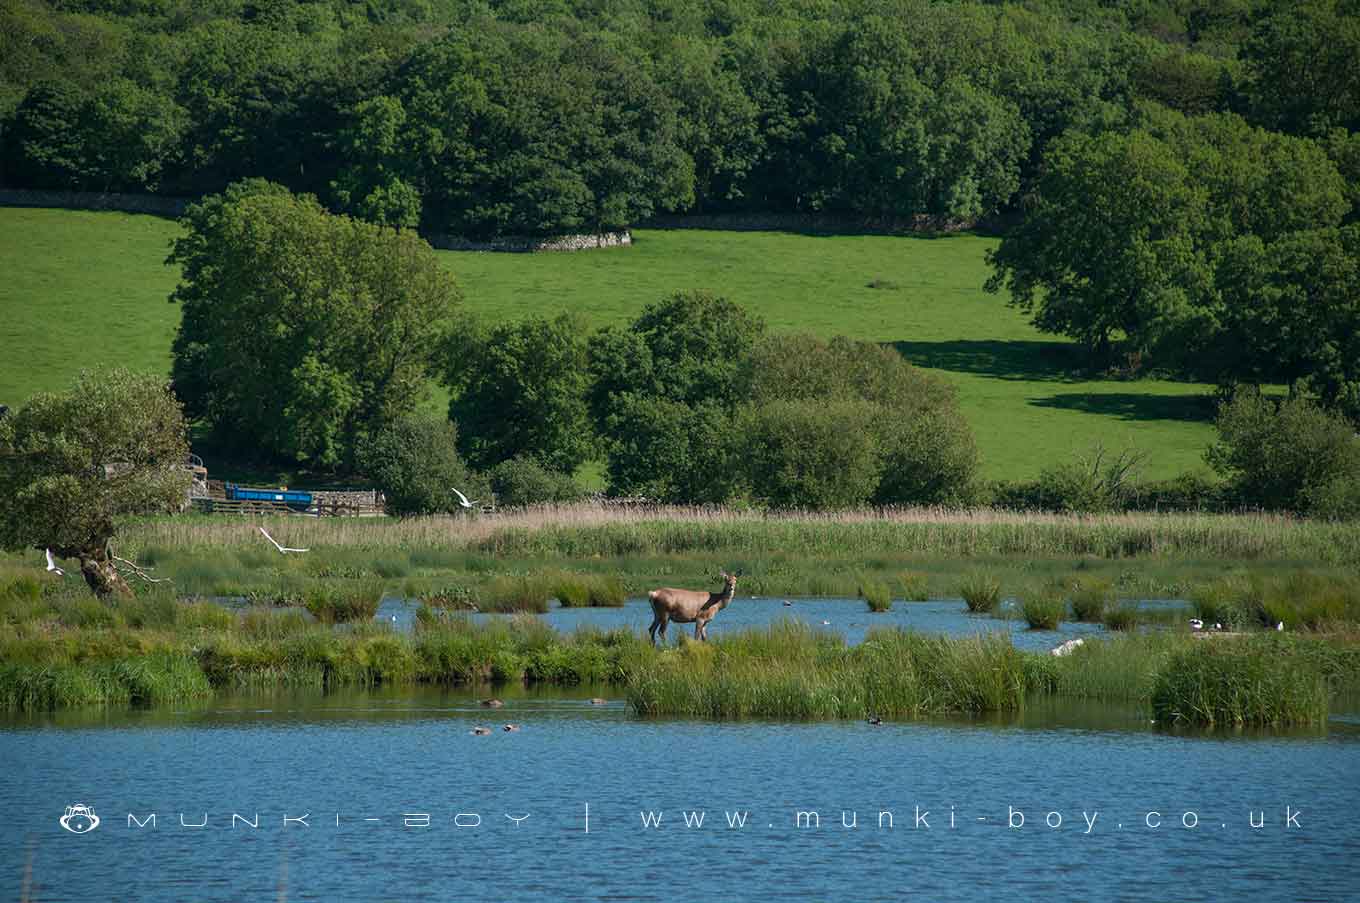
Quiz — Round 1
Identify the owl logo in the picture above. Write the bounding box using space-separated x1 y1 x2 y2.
59 804 100 834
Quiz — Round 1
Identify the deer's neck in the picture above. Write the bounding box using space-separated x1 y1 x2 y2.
710 586 734 610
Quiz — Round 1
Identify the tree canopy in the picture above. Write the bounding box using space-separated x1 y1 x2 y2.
167 180 460 468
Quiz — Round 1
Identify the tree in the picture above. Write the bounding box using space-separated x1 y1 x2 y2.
355 416 476 517
985 127 1212 365
445 313 594 474
1239 0 1360 136
0 369 190 599
168 180 460 469
588 291 766 428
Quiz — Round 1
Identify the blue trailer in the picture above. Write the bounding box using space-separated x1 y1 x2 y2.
224 483 314 510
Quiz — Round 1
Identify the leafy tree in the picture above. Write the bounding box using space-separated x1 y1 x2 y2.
0 369 190 598
168 180 459 468
1239 0 1360 136
1206 390 1360 514
445 313 594 474
355 416 475 517
985 127 1212 364
588 290 766 428
602 396 738 503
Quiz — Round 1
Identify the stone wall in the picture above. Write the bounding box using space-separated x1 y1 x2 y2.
0 189 190 217
423 231 632 252
639 211 980 234
0 188 634 251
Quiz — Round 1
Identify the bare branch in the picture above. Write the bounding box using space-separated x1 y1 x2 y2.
111 555 173 584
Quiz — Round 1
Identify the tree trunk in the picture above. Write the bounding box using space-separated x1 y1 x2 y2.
79 551 133 600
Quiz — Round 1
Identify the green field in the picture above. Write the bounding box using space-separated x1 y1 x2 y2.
0 206 1219 480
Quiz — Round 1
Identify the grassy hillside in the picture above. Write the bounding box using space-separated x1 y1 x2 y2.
0 207 1219 480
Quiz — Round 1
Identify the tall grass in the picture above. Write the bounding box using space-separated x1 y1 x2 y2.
626 624 1026 719
1150 636 1330 727
1066 578 1114 622
959 572 1002 613
860 578 892 612
897 571 930 601
115 506 1360 565
1020 586 1065 630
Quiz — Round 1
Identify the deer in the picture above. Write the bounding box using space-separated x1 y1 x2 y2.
647 570 741 646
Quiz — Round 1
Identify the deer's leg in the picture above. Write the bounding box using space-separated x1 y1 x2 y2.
658 614 668 645
648 614 660 646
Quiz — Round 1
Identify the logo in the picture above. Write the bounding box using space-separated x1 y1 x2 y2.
60 804 100 834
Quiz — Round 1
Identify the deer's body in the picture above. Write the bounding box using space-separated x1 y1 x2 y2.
648 572 738 645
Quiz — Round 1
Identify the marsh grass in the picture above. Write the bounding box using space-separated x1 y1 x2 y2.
1066 578 1114 622
626 624 1025 719
959 572 1002 613
1102 603 1140 631
898 571 930 601
860 578 892 612
1020 586 1065 630
302 581 384 623
1150 636 1330 727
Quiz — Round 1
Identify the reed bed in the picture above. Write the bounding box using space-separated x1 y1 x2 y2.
1150 636 1330 727
1066 578 1114 622
625 623 1026 719
116 505 1360 564
897 571 930 601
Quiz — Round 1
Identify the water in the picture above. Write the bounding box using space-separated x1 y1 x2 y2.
4 685 1358 902
379 595 1190 651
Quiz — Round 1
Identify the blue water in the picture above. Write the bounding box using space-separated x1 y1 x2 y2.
377 595 1190 651
3 685 1358 902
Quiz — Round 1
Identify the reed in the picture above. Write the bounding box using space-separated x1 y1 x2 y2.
959 572 1002 613
1066 577 1114 622
1102 603 1140 632
860 578 892 612
302 581 384 623
1150 636 1330 727
897 571 930 601
1020 586 1065 630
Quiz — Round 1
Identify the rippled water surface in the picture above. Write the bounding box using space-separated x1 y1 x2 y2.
4 683 1358 902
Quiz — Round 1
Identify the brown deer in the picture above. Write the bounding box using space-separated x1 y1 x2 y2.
647 570 740 645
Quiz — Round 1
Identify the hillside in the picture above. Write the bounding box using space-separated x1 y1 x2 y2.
0 206 1218 480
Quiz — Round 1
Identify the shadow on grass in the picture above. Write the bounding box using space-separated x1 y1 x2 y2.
1030 392 1215 424
891 339 1085 382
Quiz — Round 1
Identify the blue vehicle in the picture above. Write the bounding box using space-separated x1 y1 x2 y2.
224 483 313 510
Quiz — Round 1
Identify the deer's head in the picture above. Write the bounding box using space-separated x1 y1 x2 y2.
719 569 742 592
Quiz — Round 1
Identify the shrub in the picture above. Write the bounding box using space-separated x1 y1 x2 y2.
1036 444 1144 512
959 572 1001 613
860 578 892 612
1020 586 1065 629
738 398 883 509
489 456 582 507
356 416 477 517
1207 390 1360 515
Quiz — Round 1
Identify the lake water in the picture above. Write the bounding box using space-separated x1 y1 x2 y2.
4 680 1359 902
379 595 1192 651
